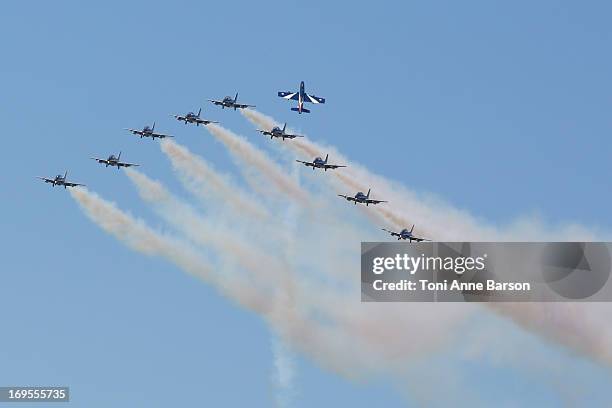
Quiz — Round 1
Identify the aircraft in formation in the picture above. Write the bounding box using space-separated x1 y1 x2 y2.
382 225 430 242
209 93 255 110
278 81 325 114
125 122 173 139
258 123 304 140
37 171 85 188
338 188 387 206
39 81 430 241
173 108 218 126
296 154 346 171
91 152 139 169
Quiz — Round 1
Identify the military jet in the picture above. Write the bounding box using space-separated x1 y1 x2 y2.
125 122 173 139
258 123 303 140
296 154 346 171
172 108 218 126
37 171 85 188
278 81 325 114
91 152 139 169
208 93 255 110
338 188 387 206
382 225 430 242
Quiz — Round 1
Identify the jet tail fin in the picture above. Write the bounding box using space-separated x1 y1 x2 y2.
64 170 67 180
234 92 238 103
324 154 329 163
152 121 156 131
197 108 202 117
282 123 287 132
410 224 415 233
118 151 122 160
291 107 310 113
367 188 371 198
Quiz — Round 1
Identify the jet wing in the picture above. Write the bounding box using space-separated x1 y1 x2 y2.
208 99 224 106
382 228 400 238
296 160 314 167
233 103 255 109
91 158 108 164
323 164 346 169
37 176 55 184
411 237 431 242
125 128 143 136
338 194 356 201
258 129 272 136
173 115 187 121
117 161 139 168
278 91 299 101
304 93 326 104
151 132 173 139
195 118 218 125
283 134 304 139
365 199 387 205
63 181 85 187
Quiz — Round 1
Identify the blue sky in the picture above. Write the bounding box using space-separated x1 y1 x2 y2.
1 1 611 406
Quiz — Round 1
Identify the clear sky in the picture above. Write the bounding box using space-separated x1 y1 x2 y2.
1 1 611 407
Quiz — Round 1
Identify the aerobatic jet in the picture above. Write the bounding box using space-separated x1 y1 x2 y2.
296 154 346 171
382 225 430 242
125 122 173 140
208 93 255 110
258 123 303 140
172 108 218 126
37 171 85 188
338 188 387 206
91 152 139 169
278 81 325 114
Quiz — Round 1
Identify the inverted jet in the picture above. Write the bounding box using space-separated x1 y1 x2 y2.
278 81 325 114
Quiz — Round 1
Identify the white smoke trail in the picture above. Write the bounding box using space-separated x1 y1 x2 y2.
271 337 296 408
124 168 291 295
240 109 612 367
160 139 269 221
206 123 310 203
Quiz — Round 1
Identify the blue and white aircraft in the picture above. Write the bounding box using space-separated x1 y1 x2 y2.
382 225 430 242
208 93 255 110
125 122 173 140
258 123 303 140
91 152 139 169
296 154 346 171
37 171 85 188
338 188 387 206
278 81 325 114
173 108 218 126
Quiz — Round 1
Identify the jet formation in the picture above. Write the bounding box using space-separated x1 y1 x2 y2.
39 80 429 242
